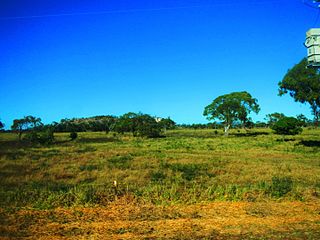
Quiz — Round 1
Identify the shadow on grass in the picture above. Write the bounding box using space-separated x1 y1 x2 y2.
231 131 270 137
77 137 120 144
299 140 320 147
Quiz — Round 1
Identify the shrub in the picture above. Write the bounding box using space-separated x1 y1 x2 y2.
38 129 54 144
270 176 293 198
150 171 166 182
24 131 39 143
271 117 302 135
169 163 205 181
70 132 78 140
24 129 54 144
114 113 162 138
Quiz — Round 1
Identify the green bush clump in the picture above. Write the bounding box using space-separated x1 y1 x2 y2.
24 129 54 144
169 163 205 181
270 176 293 198
150 171 166 182
271 117 302 135
70 131 78 140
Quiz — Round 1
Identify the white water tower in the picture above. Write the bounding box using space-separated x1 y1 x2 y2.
305 28 320 67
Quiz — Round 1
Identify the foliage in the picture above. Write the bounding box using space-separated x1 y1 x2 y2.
11 116 43 140
296 114 311 127
54 114 169 138
265 112 285 127
54 115 118 133
279 58 320 126
0 120 4 130
69 131 78 140
38 128 55 144
158 117 176 131
115 112 162 138
270 176 293 198
134 114 162 138
24 128 54 144
203 91 260 134
271 117 303 135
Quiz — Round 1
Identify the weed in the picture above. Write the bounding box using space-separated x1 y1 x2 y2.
150 171 166 182
270 176 293 198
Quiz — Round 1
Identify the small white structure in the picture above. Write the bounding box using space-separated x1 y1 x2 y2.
305 28 320 67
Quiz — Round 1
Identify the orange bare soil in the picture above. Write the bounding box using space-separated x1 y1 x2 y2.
1 196 320 239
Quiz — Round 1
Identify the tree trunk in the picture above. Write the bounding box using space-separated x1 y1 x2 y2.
311 104 319 128
18 131 22 141
224 125 230 136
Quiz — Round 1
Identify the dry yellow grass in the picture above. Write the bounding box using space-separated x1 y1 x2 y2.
1 196 319 239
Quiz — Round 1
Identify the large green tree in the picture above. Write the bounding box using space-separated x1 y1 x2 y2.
0 121 4 131
203 91 260 135
279 58 320 127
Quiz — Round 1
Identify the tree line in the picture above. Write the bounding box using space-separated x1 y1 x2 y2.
5 112 176 143
0 57 319 139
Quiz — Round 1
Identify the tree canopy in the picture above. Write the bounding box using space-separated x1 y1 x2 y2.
271 117 303 135
203 91 260 134
265 112 285 127
279 58 320 126
11 116 43 140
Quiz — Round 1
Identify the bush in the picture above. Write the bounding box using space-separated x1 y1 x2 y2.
114 113 162 138
270 176 293 198
271 117 302 135
24 129 54 144
70 132 78 140
38 129 54 144
24 131 39 143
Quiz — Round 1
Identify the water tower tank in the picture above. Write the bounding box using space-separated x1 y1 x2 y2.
305 28 320 67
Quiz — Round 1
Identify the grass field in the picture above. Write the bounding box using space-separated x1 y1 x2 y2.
0 128 320 239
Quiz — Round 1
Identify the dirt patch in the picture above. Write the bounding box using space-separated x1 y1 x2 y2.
1 197 320 239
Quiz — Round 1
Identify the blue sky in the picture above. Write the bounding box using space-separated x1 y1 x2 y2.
0 0 318 127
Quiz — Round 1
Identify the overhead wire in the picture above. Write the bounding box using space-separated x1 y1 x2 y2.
0 0 288 20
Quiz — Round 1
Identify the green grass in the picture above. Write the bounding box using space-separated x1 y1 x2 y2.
0 128 319 208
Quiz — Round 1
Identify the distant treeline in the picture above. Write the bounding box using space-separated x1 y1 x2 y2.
7 113 176 140
52 113 176 136
1 112 315 142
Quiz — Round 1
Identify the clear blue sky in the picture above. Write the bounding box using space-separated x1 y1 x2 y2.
0 0 318 127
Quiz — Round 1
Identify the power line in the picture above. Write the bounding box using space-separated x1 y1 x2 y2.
0 0 287 20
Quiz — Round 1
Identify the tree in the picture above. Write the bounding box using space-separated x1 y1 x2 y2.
69 131 78 140
279 58 320 127
203 91 260 135
158 117 176 132
114 112 138 135
265 112 285 127
296 114 311 127
134 114 162 138
271 117 302 135
11 116 43 140
114 112 162 137
0 121 4 131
